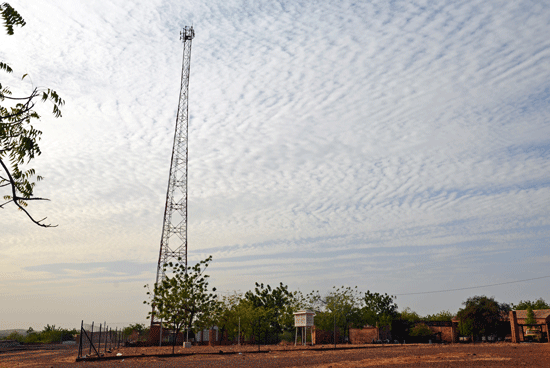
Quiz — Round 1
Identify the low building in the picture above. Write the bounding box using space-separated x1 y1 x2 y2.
509 310 550 343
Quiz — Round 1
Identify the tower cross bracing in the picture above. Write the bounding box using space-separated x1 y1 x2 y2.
154 26 195 300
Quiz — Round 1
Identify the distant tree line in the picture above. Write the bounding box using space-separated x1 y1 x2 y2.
1 325 77 343
143 256 550 344
7 257 548 346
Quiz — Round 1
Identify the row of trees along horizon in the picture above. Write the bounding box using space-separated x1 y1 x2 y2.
141 256 550 351
3 256 547 347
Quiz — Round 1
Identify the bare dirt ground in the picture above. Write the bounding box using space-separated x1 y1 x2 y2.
1 342 550 367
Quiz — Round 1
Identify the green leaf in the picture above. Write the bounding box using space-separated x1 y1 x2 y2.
1 3 26 35
0 61 13 73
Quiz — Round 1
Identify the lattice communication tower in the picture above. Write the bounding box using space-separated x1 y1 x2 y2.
153 26 195 322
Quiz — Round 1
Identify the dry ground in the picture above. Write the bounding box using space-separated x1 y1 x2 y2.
1 342 550 367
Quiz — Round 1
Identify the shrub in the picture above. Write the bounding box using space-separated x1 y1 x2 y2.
409 323 433 337
5 332 25 342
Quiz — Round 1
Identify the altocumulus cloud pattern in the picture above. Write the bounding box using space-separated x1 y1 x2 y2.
1 0 549 327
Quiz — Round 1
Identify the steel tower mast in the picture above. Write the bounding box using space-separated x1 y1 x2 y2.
154 26 195 304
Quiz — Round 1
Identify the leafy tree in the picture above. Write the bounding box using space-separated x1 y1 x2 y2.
300 290 333 340
211 292 243 342
409 323 433 337
282 289 308 333
305 287 401 342
309 286 364 342
39 324 72 343
512 298 550 310
392 308 453 341
239 299 271 344
1 2 64 227
399 307 422 323
244 282 294 344
144 256 217 353
425 310 454 322
456 295 510 339
43 324 56 332
362 290 398 327
392 307 422 341
5 331 24 342
210 287 305 345
123 323 146 338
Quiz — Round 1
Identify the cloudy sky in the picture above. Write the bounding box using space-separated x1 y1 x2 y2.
1 0 549 330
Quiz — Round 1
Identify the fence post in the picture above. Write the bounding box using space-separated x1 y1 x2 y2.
160 321 163 347
104 325 107 354
99 324 103 355
105 325 108 353
78 320 83 358
89 322 94 355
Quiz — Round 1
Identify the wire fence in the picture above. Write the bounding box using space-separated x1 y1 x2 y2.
77 321 127 359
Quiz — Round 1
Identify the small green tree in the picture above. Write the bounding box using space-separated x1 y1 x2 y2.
456 295 509 340
525 306 536 325
524 306 539 340
1 3 64 227
144 256 217 353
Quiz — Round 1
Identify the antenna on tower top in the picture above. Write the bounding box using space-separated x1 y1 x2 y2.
180 25 194 41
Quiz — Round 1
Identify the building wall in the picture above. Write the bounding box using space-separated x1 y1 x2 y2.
510 311 521 343
312 327 340 345
349 327 379 344
196 329 223 346
426 325 457 343
147 325 187 345
348 326 390 344
148 324 160 345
